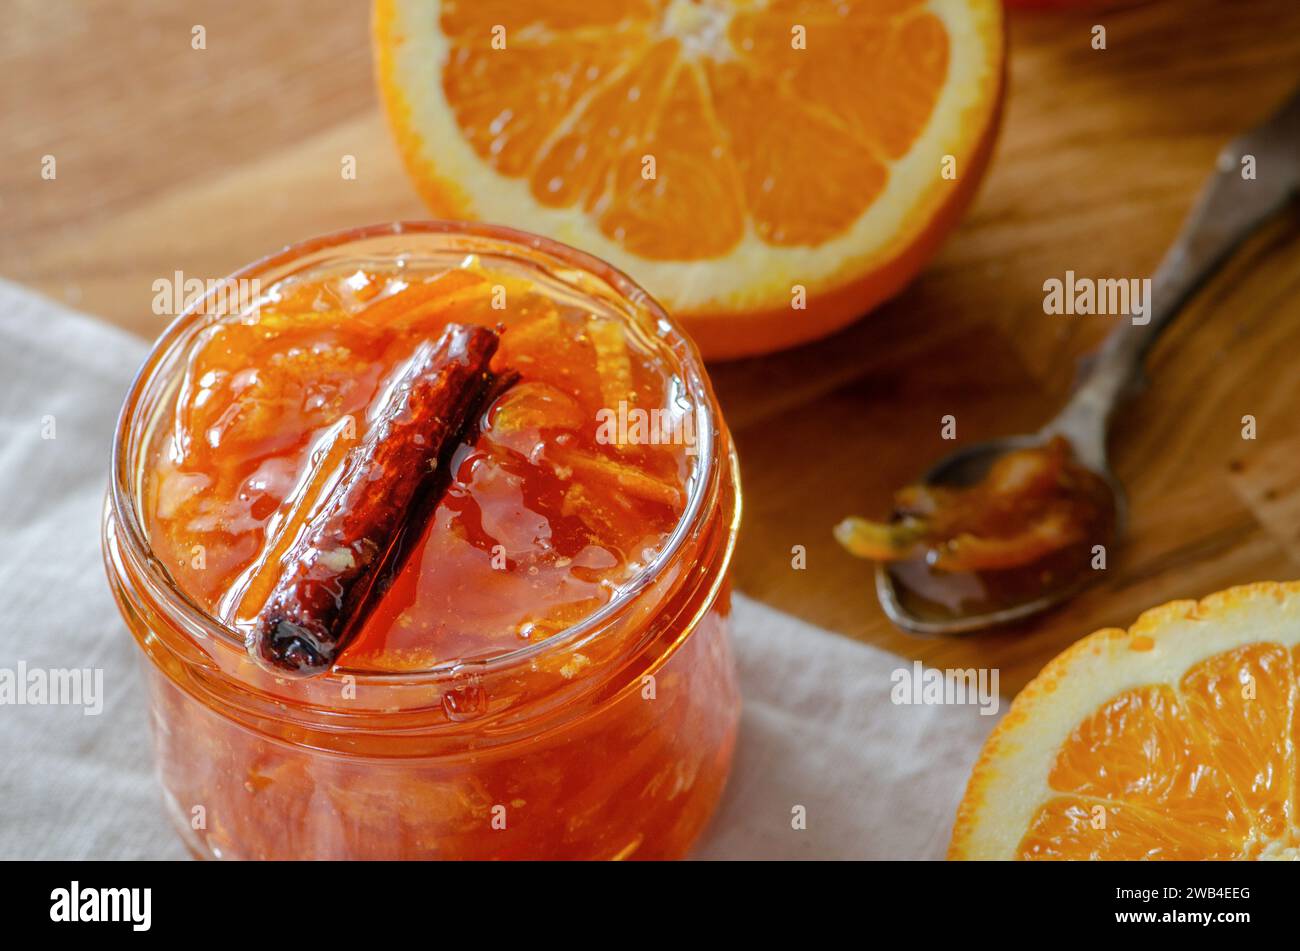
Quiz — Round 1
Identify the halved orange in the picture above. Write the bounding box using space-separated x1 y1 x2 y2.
374 0 1004 359
951 582 1300 860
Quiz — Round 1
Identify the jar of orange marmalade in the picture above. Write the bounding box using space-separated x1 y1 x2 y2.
103 222 741 860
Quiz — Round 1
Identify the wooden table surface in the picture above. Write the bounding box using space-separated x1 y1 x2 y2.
4 0 1300 694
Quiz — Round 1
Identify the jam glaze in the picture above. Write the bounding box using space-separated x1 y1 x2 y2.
146 261 693 671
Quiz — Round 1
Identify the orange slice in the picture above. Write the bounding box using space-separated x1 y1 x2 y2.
950 582 1300 860
374 0 1004 358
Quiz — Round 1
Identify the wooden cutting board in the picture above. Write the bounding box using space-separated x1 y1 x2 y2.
4 0 1299 694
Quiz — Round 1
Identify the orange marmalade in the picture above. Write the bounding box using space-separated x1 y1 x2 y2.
103 223 741 860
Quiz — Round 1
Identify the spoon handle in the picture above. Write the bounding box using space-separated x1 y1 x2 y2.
1045 86 1300 469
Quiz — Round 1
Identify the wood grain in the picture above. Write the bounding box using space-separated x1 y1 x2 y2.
3 0 1299 694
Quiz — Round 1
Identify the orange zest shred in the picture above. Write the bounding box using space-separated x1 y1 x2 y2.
835 437 1111 573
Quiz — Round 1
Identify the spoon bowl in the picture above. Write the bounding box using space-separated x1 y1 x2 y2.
874 435 1126 636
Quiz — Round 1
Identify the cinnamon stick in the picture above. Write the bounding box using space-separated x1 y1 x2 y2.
249 324 504 676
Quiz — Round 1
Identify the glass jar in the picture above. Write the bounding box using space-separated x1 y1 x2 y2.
102 222 742 860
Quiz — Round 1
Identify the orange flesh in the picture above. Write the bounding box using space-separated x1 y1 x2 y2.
145 265 691 670
437 0 948 258
1018 643 1300 859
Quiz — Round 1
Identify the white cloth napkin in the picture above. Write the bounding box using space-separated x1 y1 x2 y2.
0 279 1001 860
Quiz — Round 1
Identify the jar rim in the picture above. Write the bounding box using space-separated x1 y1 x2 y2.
107 220 735 686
